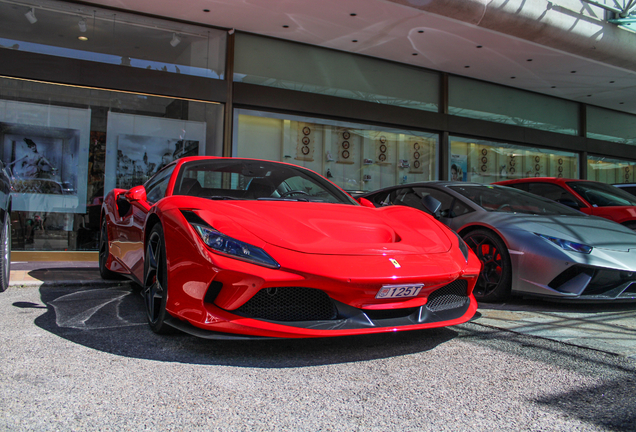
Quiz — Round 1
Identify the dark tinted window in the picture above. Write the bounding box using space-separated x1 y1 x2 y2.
524 182 583 207
414 187 473 218
175 159 356 204
145 165 175 204
567 181 636 207
449 184 584 216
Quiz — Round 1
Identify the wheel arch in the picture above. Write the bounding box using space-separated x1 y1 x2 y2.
457 223 511 249
144 213 162 251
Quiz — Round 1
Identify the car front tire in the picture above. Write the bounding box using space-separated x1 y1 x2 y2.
99 220 122 280
462 228 511 302
143 224 172 334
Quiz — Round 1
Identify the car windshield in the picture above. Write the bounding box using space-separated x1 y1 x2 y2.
567 181 636 207
173 159 357 204
449 184 584 216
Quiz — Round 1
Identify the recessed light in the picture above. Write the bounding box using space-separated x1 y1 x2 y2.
203 9 210 12
282 25 289 28
412 53 417 56
352 40 358 42
476 45 482 48
78 36 88 41
418 30 424 33
350 13 357 16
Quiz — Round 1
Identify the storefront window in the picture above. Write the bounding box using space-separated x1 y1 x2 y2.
449 76 579 135
449 136 578 183
0 0 226 79
587 106 636 145
0 76 223 251
587 155 636 184
234 33 439 112
234 110 438 192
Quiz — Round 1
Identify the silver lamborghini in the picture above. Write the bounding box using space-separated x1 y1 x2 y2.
361 182 636 302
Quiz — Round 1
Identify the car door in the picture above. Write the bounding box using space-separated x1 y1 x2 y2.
111 166 175 281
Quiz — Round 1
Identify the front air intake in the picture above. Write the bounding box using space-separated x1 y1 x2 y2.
233 287 338 321
425 280 468 312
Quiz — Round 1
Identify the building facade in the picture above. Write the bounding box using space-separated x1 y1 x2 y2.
1 0 636 255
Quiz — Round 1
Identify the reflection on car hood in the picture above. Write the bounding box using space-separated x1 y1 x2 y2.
492 213 636 250
200 201 452 255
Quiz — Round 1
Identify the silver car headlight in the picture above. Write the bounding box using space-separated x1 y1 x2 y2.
191 223 280 269
536 233 592 254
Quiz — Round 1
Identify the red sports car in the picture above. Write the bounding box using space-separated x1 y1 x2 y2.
100 157 480 339
495 177 636 230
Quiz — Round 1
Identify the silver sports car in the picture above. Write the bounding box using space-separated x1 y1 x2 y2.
361 182 636 302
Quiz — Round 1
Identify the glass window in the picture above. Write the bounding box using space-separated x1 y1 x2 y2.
414 187 473 218
0 0 226 79
587 106 636 145
525 183 582 207
0 76 223 251
234 33 439 112
567 181 636 207
449 76 579 135
449 136 578 183
449 184 583 216
587 155 636 184
389 187 427 212
235 109 438 192
506 182 584 207
175 159 356 204
145 165 175 204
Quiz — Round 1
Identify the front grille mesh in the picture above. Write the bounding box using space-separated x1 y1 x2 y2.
234 287 338 322
426 280 468 312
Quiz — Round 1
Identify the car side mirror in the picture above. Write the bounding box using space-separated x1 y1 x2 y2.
556 198 579 210
422 195 442 217
357 197 376 208
124 185 147 202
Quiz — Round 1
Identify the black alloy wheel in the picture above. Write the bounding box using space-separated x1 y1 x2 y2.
462 229 511 302
143 224 172 334
0 215 10 292
99 220 121 280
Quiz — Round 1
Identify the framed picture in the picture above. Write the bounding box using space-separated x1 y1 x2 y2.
115 135 200 189
0 101 90 214
104 113 206 194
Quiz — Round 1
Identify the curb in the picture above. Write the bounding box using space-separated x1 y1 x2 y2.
9 280 134 289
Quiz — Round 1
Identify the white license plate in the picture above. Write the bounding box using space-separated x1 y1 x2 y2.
375 284 424 299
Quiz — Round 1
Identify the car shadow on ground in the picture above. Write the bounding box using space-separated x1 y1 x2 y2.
27 284 459 367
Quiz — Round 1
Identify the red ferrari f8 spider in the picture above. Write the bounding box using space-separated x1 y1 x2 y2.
100 157 480 339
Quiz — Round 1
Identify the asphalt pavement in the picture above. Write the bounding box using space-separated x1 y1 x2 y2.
1 275 634 431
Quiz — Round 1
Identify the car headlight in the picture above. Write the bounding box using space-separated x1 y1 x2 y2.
191 223 280 269
536 233 592 254
454 232 470 262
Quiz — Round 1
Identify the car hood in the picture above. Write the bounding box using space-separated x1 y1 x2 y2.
195 201 452 255
493 213 636 250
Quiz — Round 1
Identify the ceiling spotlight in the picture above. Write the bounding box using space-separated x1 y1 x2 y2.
78 19 87 32
25 8 37 24
170 33 181 47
